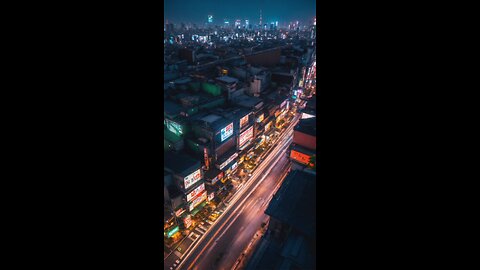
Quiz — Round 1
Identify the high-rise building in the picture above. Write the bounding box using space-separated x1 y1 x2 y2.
224 19 229 28
208 14 213 23
235 19 241 28
259 9 262 26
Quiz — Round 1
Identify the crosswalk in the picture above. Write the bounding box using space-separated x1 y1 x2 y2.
188 222 211 241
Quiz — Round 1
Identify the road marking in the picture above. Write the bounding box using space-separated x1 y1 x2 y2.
174 251 182 258
177 119 299 270
183 145 288 270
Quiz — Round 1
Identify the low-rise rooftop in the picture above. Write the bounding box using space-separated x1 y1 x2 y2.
265 169 316 238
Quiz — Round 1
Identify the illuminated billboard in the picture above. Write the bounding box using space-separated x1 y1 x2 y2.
167 226 179 238
183 215 192 228
256 114 264 123
265 122 272 132
231 162 238 171
184 169 202 190
240 114 249 129
165 119 183 136
207 192 214 202
211 172 223 185
239 126 254 147
301 112 315 119
186 183 206 202
220 122 233 142
219 152 238 170
189 191 207 211
175 208 185 217
290 150 313 166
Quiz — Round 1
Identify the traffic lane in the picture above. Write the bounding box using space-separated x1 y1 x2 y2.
179 125 295 270
195 155 290 270
180 142 291 270
215 156 291 270
181 147 288 270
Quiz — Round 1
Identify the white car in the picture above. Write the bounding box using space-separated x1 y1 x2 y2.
175 259 180 264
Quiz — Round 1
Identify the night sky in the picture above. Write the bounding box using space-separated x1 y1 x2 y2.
164 0 316 25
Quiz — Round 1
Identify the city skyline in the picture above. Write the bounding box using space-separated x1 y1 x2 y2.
164 0 315 25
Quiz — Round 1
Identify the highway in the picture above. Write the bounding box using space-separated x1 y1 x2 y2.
175 113 300 270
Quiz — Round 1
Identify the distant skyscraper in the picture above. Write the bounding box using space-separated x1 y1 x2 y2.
235 19 241 28
208 15 213 23
259 9 262 26
224 19 229 28
245 19 249 26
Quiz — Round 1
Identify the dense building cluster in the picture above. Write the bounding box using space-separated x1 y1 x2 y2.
163 19 316 247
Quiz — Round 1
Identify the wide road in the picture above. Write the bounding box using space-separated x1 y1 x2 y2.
177 114 300 270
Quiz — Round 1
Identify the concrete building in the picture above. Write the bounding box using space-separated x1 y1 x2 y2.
289 117 316 170
164 151 206 215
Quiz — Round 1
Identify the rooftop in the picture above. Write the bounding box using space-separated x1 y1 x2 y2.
294 117 316 137
201 114 222 124
235 94 263 109
164 151 200 176
265 169 316 238
216 76 238 84
164 100 183 117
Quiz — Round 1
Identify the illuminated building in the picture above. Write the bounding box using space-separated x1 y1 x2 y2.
289 117 316 169
164 152 206 215
235 19 241 28
208 14 213 23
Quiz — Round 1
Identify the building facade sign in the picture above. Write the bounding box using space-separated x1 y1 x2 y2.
218 152 238 170
186 183 206 202
183 215 192 228
290 150 312 165
220 122 234 142
184 169 202 189
239 114 249 129
239 126 254 147
189 191 207 211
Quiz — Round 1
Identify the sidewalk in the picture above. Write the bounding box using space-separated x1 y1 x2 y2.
232 222 268 270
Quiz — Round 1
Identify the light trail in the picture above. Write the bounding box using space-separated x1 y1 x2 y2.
172 113 300 270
